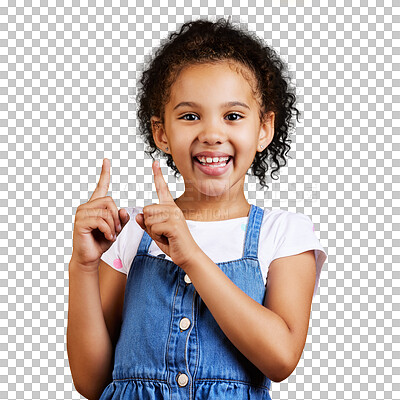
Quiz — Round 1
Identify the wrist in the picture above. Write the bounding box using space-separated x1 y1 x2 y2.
69 254 100 274
181 245 204 274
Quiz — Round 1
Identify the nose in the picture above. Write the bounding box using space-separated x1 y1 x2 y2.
196 118 228 145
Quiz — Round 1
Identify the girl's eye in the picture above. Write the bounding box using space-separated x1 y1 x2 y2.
179 113 243 121
226 113 243 121
180 114 199 121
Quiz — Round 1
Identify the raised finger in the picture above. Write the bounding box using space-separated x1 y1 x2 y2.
90 158 110 201
152 160 175 204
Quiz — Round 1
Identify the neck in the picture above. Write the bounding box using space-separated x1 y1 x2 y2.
174 195 251 222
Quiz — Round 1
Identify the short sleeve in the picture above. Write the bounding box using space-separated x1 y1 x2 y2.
271 212 327 298
100 207 132 275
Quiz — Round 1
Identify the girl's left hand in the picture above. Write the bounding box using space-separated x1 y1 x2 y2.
135 160 201 271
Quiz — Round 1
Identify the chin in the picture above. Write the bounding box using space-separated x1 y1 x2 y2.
196 180 232 198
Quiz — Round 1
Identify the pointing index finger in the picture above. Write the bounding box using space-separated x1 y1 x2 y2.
90 158 110 201
153 160 174 204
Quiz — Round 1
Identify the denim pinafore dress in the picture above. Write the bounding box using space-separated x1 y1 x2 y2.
99 204 272 399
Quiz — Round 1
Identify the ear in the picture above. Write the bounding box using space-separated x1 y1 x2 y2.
257 111 275 151
151 116 169 153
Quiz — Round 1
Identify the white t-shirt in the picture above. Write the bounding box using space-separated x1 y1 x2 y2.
101 206 327 298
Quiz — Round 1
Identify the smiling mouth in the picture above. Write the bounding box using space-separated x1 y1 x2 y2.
193 156 233 166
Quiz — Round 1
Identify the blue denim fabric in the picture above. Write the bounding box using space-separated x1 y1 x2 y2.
99 204 272 399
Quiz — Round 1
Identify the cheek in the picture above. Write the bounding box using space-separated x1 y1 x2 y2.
236 141 258 159
170 152 193 172
236 147 258 168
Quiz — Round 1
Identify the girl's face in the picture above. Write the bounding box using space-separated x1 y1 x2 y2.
152 61 274 207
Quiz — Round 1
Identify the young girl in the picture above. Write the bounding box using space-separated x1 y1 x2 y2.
67 18 327 400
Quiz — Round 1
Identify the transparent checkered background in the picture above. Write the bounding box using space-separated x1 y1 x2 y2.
1 0 398 399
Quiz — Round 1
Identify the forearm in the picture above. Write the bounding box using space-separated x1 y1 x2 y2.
183 250 293 382
67 258 114 399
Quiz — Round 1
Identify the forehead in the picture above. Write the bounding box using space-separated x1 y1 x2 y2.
169 61 259 104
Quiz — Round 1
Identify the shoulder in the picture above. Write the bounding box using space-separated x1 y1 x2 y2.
258 206 327 298
260 208 313 236
258 207 322 269
261 207 312 222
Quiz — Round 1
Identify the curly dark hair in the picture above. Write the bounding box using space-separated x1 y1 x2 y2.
136 17 299 189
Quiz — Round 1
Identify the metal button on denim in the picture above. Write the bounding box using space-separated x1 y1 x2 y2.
179 317 191 331
184 273 191 284
177 373 189 387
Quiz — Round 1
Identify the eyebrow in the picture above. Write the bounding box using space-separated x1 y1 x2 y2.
173 101 251 111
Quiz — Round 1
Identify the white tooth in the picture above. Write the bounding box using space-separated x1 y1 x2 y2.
197 156 229 164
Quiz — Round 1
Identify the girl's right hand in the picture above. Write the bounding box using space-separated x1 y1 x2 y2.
70 158 130 272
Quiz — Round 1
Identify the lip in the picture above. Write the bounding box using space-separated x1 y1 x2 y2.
193 156 233 176
193 151 232 158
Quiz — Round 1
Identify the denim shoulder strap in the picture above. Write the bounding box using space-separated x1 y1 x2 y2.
136 229 152 255
243 204 264 259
